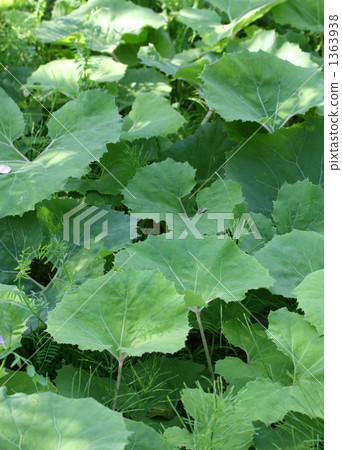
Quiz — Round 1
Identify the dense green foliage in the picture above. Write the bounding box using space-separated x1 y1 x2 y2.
0 0 323 448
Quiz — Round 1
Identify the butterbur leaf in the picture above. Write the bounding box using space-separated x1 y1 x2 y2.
117 67 171 110
293 269 324 336
183 290 206 307
226 29 317 68
164 121 236 183
43 241 122 310
65 142 142 197
87 56 127 82
124 419 170 449
235 211 276 253
225 118 324 215
46 269 189 357
288 380 324 418
216 318 293 390
122 158 196 217
178 0 286 45
208 0 286 38
219 308 323 424
0 87 25 161
235 378 298 426
235 378 323 425
121 93 186 141
267 307 323 383
194 177 245 236
0 285 34 354
164 427 194 448
272 0 324 32
176 8 223 46
201 50 323 132
255 230 323 298
197 178 244 213
0 389 130 449
115 235 274 305
26 57 126 98
36 0 165 52
272 180 324 234
0 89 122 218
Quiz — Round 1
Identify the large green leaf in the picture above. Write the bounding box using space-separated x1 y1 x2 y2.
236 377 323 425
115 235 274 305
224 118 323 215
164 121 236 183
164 387 254 449
272 180 324 234
218 308 323 424
121 93 186 141
0 89 122 218
68 142 143 196
26 57 126 98
216 318 293 390
122 158 196 217
34 198 110 305
209 0 285 34
176 8 223 46
201 50 323 132
267 308 323 383
47 269 189 357
36 0 165 52
226 28 317 68
194 177 246 236
293 270 323 336
235 210 276 253
197 177 244 213
42 231 129 309
0 285 34 356
117 67 171 110
255 230 323 298
0 89 25 157
0 389 130 449
236 378 300 425
272 0 324 32
124 418 169 449
177 0 286 45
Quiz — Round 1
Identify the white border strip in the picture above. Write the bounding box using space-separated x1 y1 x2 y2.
325 0 342 447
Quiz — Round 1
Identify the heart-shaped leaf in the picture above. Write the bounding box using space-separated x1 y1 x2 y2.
47 269 189 357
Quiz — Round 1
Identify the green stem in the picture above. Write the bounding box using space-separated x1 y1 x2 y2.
110 352 127 410
201 106 214 125
0 356 7 376
194 309 215 385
